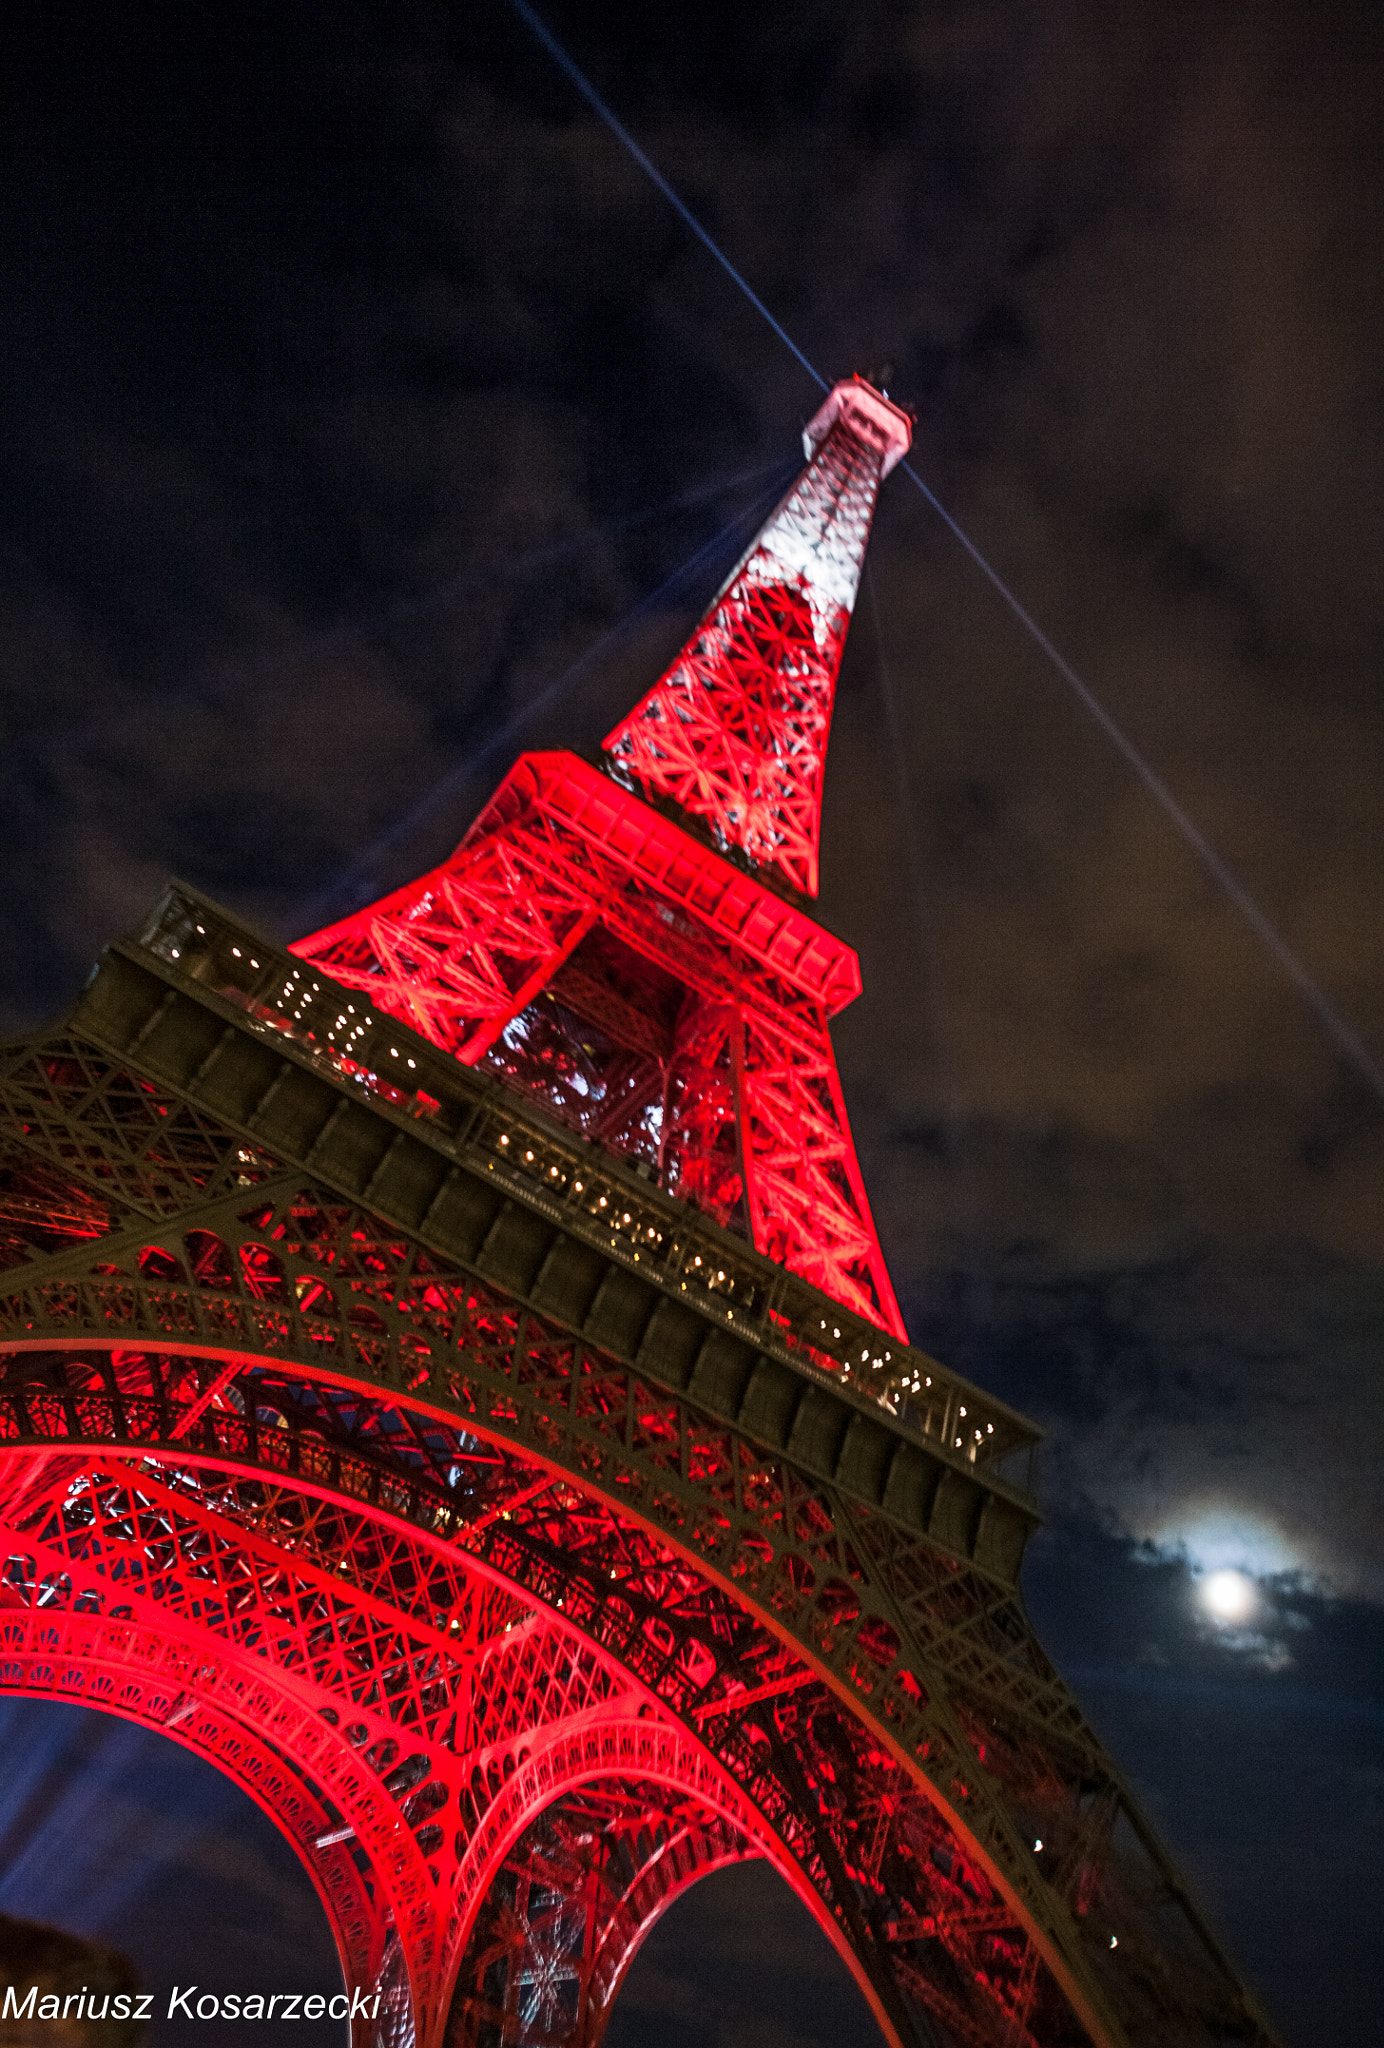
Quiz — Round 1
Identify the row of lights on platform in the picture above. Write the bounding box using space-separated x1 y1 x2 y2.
491 1124 1006 1448
495 1132 676 1267
174 922 435 1086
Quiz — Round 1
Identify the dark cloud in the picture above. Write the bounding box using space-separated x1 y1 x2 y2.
2 2 1381 2042
888 1242 1384 1598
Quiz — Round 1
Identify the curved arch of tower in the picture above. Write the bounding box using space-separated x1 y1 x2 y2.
0 382 1277 2048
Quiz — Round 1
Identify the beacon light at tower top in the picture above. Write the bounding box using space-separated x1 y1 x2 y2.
293 377 914 1338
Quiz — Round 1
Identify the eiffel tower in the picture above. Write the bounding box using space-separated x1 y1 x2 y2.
0 379 1277 2048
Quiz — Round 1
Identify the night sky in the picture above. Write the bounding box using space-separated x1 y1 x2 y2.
2 5 1382 2046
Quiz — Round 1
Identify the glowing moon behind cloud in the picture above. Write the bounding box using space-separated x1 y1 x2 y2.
1200 1567 1257 1624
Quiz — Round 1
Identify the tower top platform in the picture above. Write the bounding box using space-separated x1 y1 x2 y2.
803 376 913 476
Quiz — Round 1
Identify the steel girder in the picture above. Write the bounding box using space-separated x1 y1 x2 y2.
0 947 1278 2048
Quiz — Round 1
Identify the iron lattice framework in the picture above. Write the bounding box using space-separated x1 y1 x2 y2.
0 381 1277 2048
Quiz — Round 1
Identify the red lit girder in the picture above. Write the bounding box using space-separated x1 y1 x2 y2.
293 752 905 1337
300 752 863 1053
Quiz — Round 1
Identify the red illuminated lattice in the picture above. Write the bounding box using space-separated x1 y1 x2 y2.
294 384 911 1335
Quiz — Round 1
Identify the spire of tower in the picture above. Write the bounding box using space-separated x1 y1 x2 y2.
603 378 911 897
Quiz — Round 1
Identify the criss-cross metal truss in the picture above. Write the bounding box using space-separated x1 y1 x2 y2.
290 383 914 1333
0 378 1277 2048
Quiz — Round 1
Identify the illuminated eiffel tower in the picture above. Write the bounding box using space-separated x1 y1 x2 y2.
0 380 1276 2048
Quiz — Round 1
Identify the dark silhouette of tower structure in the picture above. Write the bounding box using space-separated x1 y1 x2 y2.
0 381 1277 2048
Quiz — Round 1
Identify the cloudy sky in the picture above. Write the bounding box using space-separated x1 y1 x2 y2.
2 3 1381 2044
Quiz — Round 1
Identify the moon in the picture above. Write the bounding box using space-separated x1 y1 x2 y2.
1200 1568 1257 1625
